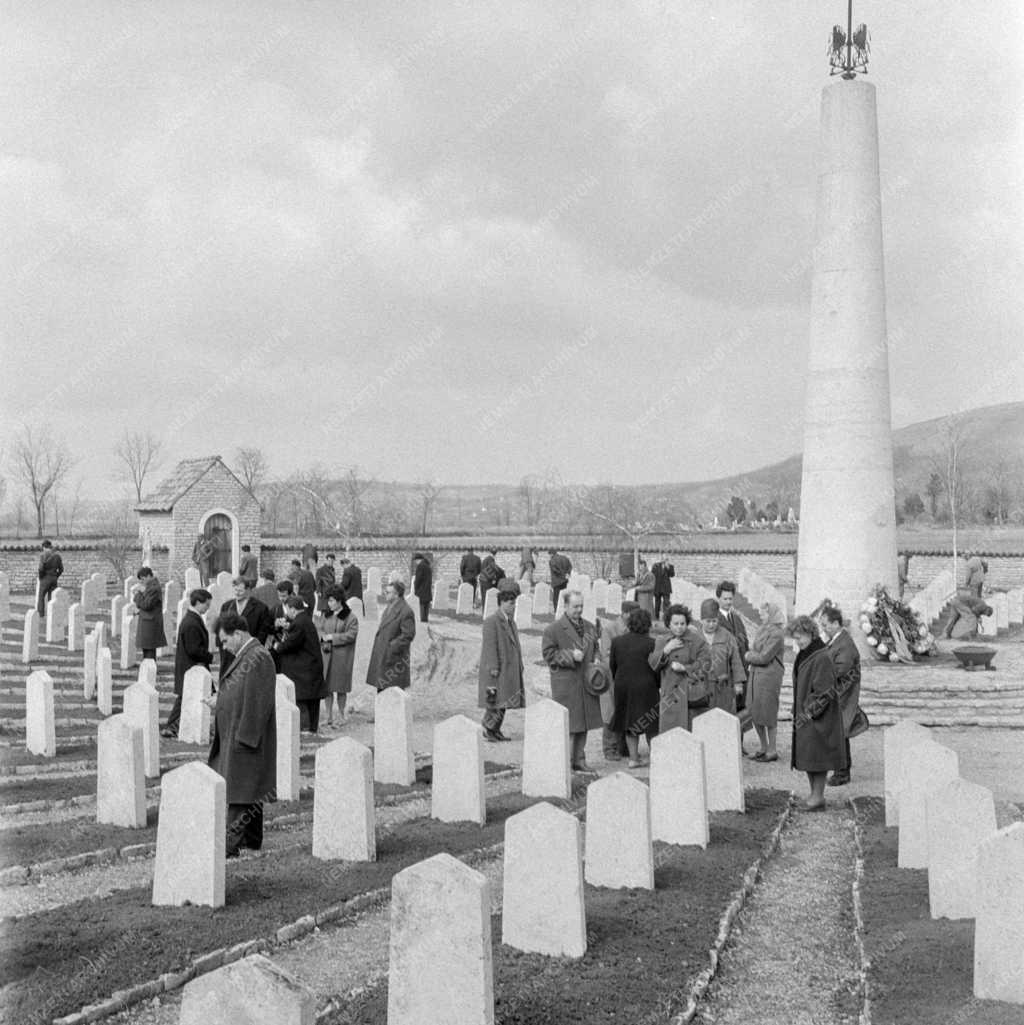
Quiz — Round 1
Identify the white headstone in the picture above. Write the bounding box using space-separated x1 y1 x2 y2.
554 589 567 618
123 681 160 778
567 571 580 590
120 607 137 670
993 591 1009 631
591 578 609 610
110 595 126 637
26 670 55 756
217 570 233 592
896 740 960 869
45 587 69 642
176 596 189 638
577 573 591 594
22 608 39 663
482 588 498 620
387 854 493 1025
456 582 475 615
584 772 655 889
374 687 415 785
312 737 375 861
650 728 709 847
883 719 931 826
532 581 551 616
179 666 213 744
514 594 533 630
522 698 571 800
1006 587 1024 625
979 610 998 637
81 579 95 614
179 954 316 1025
276 700 300 802
97 647 114 716
347 596 365 618
66 602 85 652
692 708 745 812
926 778 997 920
123 577 134 599
431 715 485 825
432 577 449 611
138 658 157 687
973 822 1024 1004
605 582 623 616
276 674 296 706
152 762 225 908
93 619 107 656
366 567 382 599
184 566 201 594
164 579 182 618
159 610 175 656
502 802 586 958
83 630 98 700
96 714 146 827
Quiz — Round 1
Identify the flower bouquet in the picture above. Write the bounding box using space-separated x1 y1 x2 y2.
859 584 934 662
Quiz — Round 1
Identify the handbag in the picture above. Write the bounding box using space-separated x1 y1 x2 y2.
848 706 870 739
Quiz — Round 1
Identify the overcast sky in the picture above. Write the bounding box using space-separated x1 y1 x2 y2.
2 1 1022 500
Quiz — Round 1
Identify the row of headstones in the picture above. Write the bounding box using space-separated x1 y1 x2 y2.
170 707 749 1023
979 588 1023 636
452 580 625 623
736 566 789 620
883 719 1023 1005
907 568 955 626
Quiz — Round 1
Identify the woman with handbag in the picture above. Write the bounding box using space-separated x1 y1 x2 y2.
744 601 786 761
789 615 847 811
319 587 358 728
648 604 712 732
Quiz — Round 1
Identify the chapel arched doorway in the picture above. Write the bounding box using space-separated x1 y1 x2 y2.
203 513 233 578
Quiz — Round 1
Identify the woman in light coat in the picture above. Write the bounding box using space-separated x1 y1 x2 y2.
744 601 786 761
319 586 358 728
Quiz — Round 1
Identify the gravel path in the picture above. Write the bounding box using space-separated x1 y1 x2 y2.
694 806 860 1025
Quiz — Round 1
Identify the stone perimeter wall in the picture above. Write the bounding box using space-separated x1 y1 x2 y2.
2 540 1022 598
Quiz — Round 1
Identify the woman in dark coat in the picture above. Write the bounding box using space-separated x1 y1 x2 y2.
133 567 166 660
207 611 276 856
744 601 786 761
275 596 326 733
319 587 358 728
609 607 660 768
789 614 847 811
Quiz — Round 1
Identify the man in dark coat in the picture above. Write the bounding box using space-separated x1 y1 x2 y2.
479 581 524 742
479 549 505 611
413 554 433 623
339 557 363 604
716 580 749 710
821 605 861 787
275 596 326 733
164 588 213 738
301 541 318 572
252 568 278 611
548 549 572 615
460 548 482 607
218 577 274 678
541 589 602 772
288 558 317 616
133 567 166 661
209 612 277 857
36 540 64 615
314 554 337 613
598 600 639 760
651 557 675 620
366 580 416 690
238 544 259 587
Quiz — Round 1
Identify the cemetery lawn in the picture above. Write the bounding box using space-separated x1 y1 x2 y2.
0 761 515 870
0 790 543 1021
325 788 790 1025
854 797 1021 1025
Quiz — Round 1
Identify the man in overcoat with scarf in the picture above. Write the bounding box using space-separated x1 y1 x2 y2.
541 589 602 772
366 579 417 690
209 612 277 857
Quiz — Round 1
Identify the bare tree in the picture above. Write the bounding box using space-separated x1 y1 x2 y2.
338 467 375 536
10 425 74 537
114 431 164 502
980 456 1019 525
97 505 139 580
415 479 443 536
565 481 662 578
234 446 269 493
930 415 974 574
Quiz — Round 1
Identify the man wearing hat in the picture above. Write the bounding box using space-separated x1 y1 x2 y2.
698 597 746 714
413 553 433 623
478 580 523 742
541 589 603 772
479 548 505 611
599 599 639 761
548 548 573 614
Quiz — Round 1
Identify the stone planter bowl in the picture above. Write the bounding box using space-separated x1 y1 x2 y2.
952 646 998 671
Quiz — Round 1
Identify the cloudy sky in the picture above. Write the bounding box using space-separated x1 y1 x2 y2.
2 0 1022 500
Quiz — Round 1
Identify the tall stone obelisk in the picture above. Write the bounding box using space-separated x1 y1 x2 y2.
795 25 897 617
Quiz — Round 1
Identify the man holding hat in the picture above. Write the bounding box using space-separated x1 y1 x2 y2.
478 580 524 742
698 597 746 714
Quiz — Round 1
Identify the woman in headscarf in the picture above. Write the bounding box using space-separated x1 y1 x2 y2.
789 615 846 811
319 586 358 728
744 601 786 761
